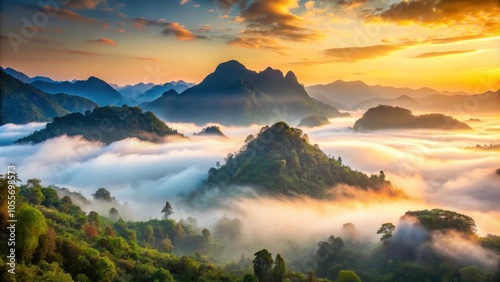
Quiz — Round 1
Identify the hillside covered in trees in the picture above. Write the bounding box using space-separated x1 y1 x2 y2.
196 122 397 200
353 105 471 131
1 176 498 282
16 106 184 144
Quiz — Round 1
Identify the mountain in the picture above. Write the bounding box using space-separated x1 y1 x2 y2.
306 80 379 109
416 91 500 113
193 121 396 200
306 80 469 110
31 77 124 106
0 70 96 125
297 116 330 128
1 66 55 84
136 81 192 103
353 105 471 131
116 82 156 99
351 95 422 111
144 60 347 125
194 126 227 138
16 105 184 144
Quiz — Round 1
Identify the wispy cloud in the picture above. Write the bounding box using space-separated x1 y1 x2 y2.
132 18 205 41
414 50 476 59
86 38 118 45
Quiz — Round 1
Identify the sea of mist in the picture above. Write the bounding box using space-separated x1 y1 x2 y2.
0 111 499 263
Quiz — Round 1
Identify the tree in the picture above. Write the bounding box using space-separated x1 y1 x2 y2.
26 186 45 205
92 188 113 201
243 274 257 282
161 201 174 219
253 249 274 282
337 270 361 282
306 269 316 282
272 254 286 282
88 211 100 226
109 207 120 222
17 204 48 261
377 222 395 244
144 224 155 245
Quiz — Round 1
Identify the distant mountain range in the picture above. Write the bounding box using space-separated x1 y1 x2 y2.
353 105 471 131
135 81 193 104
144 60 348 125
306 80 498 113
31 77 125 106
0 70 96 125
1 66 55 84
16 105 184 144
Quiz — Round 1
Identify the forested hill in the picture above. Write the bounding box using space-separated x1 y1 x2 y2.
199 121 396 199
16 105 184 144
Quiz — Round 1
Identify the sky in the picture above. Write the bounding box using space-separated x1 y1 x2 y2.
0 0 499 92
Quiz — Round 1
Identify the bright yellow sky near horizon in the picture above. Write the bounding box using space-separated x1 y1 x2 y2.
1 0 499 93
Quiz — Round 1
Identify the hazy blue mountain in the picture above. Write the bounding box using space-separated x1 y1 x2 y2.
136 81 192 103
0 70 96 125
117 82 156 99
1 66 55 84
144 60 347 125
16 105 184 144
31 77 124 106
353 105 471 131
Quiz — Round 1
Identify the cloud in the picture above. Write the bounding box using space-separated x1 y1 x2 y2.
180 0 190 5
45 48 99 56
133 57 160 61
414 50 476 59
0 123 46 146
238 0 325 42
367 0 499 33
40 5 105 26
64 0 105 10
132 18 204 41
228 37 286 53
323 44 405 62
86 38 117 45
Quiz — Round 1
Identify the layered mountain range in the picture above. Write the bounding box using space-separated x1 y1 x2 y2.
0 70 96 125
144 60 347 125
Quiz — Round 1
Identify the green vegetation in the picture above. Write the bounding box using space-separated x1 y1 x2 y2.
297 116 330 128
201 121 394 198
353 105 471 130
16 105 184 144
1 177 499 281
0 69 96 125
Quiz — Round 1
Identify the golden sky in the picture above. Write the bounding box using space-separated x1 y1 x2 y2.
1 0 499 93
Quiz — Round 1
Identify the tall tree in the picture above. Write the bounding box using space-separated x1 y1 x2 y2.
377 222 396 245
17 204 48 261
161 201 174 219
253 249 274 282
272 254 286 282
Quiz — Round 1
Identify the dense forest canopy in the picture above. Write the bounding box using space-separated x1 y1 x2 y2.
16 105 183 144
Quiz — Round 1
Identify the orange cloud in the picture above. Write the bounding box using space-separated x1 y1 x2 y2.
87 38 118 45
323 44 405 62
368 0 499 33
45 48 99 56
161 22 198 41
132 18 204 41
133 57 160 61
238 0 325 42
65 0 104 10
41 6 102 25
228 37 286 54
414 50 476 59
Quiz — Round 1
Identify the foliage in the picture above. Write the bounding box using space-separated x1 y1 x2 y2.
201 122 393 199
353 105 471 131
336 270 361 282
16 105 183 144
405 209 477 234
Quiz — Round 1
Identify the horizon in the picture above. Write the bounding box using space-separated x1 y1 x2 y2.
1 0 499 93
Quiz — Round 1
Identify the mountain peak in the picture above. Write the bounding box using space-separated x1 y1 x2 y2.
284 71 298 82
215 60 247 72
163 89 179 96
